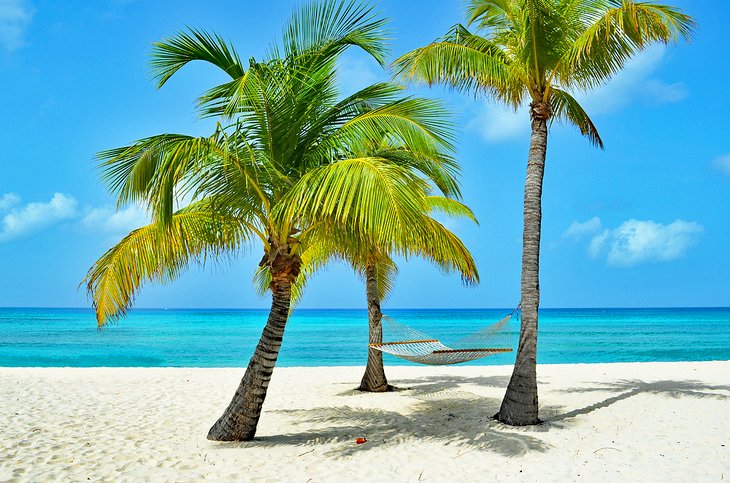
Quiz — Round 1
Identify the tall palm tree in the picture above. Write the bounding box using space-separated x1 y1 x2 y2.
85 1 463 442
394 0 694 425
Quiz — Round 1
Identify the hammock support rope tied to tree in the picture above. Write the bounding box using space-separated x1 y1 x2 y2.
369 306 519 365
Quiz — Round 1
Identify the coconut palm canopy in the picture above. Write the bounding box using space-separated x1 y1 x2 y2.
394 0 694 146
394 0 694 425
83 0 479 441
85 3 472 324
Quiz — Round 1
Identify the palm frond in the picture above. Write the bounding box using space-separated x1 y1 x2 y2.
392 24 521 106
278 157 429 247
368 254 399 301
550 87 603 148
97 134 217 220
563 1 695 89
252 238 337 305
83 203 252 326
411 217 480 285
97 130 269 225
466 0 514 31
276 0 390 67
150 28 245 88
426 196 478 224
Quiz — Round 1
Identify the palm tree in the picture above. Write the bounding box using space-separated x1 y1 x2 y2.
85 0 464 441
292 194 480 392
256 193 480 393
393 0 694 425
279 132 481 392
353 196 480 392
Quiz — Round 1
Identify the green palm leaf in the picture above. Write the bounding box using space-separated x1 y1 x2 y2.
83 202 253 326
151 28 245 88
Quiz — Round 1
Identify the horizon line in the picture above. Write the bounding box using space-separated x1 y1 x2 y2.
1 306 729 311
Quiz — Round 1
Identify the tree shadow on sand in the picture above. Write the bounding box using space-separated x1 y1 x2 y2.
543 379 730 424
333 374 512 398
277 402 546 457
217 389 549 457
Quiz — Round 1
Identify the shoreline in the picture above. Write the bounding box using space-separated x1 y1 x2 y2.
2 361 729 481
2 358 729 369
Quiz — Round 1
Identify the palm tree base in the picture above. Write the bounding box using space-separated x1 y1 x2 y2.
356 383 395 393
492 410 541 426
206 422 256 442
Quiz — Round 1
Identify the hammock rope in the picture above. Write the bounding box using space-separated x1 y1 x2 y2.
370 306 519 365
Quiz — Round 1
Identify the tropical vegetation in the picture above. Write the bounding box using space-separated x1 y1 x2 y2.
84 0 477 441
352 196 479 392
394 0 694 425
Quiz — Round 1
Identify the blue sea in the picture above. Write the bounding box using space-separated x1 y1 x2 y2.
0 307 728 367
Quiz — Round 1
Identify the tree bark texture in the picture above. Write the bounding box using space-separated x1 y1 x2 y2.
495 102 549 426
358 261 390 392
207 244 301 441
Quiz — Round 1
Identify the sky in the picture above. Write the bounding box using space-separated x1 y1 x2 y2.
0 0 728 310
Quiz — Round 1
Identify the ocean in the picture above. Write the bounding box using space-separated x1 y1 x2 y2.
0 307 728 367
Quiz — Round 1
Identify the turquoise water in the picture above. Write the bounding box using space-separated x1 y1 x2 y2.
0 307 728 367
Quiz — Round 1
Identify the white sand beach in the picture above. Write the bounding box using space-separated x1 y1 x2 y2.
1 361 729 482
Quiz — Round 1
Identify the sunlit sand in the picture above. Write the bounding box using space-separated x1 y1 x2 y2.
2 361 728 481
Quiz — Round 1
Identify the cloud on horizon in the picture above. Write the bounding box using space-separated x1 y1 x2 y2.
0 0 34 51
563 216 703 267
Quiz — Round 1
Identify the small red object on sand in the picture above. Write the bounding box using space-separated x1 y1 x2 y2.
356 438 367 444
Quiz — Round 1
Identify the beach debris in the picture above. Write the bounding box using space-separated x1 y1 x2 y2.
593 447 622 454
298 448 315 457
356 438 367 444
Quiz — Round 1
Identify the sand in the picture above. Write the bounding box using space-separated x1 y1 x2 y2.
1 361 729 482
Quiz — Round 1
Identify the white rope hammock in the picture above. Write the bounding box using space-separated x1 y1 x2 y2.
369 307 519 365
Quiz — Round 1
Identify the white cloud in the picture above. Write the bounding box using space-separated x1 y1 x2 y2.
605 219 703 267
81 204 150 235
0 192 20 211
564 216 703 267
588 229 610 258
0 193 78 242
642 79 688 104
562 216 603 238
576 45 688 114
0 191 153 242
711 155 730 176
469 102 528 142
0 0 34 51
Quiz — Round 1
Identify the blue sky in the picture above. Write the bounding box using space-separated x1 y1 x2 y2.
0 0 727 309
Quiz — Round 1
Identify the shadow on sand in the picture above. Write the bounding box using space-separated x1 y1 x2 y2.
255 398 549 457
212 375 730 458
214 373 548 457
543 379 730 423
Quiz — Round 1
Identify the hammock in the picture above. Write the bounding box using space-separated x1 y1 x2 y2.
369 308 518 365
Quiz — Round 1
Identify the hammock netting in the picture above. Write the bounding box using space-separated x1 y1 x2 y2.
369 308 519 365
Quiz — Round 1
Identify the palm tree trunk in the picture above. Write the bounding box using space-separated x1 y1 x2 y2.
495 102 549 426
207 246 300 441
358 261 390 392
